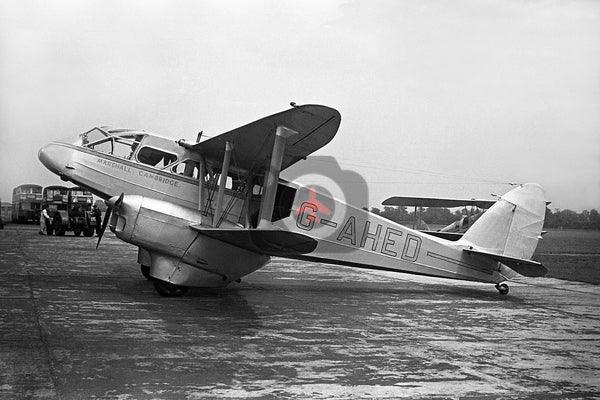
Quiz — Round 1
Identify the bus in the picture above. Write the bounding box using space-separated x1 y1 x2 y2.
42 185 69 235
11 184 43 223
43 185 96 236
42 185 69 216
1 202 13 228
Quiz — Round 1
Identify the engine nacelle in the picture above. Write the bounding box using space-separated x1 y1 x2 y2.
108 195 270 287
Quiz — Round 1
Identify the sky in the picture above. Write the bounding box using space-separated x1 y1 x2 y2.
1 0 599 211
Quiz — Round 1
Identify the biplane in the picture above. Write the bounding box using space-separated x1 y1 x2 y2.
39 103 547 296
382 196 497 240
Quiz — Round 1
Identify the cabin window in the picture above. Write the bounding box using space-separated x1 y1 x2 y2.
206 168 244 192
223 175 240 191
113 136 143 159
137 147 177 168
252 184 263 195
171 160 200 179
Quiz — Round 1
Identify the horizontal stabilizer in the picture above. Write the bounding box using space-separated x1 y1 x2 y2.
464 248 548 277
190 226 318 256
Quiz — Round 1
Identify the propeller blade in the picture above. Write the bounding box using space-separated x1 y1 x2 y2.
96 194 124 249
115 192 124 209
96 206 112 249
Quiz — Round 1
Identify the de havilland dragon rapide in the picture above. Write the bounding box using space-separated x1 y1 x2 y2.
38 103 548 296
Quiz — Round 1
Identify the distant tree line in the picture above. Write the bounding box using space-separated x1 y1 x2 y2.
367 206 600 230
544 208 600 230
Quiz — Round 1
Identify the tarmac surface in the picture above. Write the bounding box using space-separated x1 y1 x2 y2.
1 224 599 399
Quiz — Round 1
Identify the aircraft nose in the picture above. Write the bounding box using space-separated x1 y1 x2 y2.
38 143 64 175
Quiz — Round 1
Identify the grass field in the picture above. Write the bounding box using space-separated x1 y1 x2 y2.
534 229 600 285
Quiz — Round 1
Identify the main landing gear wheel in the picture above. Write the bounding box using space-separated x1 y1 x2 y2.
153 280 189 297
495 283 509 295
140 264 151 280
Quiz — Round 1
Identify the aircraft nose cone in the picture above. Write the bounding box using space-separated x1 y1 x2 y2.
38 145 50 165
38 144 63 175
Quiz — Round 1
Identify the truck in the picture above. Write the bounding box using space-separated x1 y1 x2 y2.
43 186 97 236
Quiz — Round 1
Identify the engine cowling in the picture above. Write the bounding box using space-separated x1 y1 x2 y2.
108 195 270 287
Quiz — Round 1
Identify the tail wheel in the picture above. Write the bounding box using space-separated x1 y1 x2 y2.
140 265 152 280
154 280 188 297
495 283 509 295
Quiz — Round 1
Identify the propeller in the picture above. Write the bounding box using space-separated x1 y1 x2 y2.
96 193 124 249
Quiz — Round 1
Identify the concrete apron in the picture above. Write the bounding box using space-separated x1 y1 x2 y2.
1 225 599 399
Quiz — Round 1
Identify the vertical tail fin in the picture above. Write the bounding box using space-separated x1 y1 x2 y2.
459 183 546 260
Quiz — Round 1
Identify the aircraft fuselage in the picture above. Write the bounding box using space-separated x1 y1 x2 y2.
38 126 513 290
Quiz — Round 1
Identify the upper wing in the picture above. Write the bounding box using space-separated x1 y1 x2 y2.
382 196 496 209
190 104 341 173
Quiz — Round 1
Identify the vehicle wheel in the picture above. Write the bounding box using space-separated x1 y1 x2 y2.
83 227 94 237
495 283 509 295
74 229 82 236
153 280 188 297
140 264 152 280
53 217 65 236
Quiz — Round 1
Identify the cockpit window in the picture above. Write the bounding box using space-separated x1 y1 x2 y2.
84 129 144 160
87 138 113 154
83 128 108 145
137 146 177 168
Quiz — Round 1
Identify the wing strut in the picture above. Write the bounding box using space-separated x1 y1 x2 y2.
198 156 206 212
258 126 298 226
213 141 233 227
